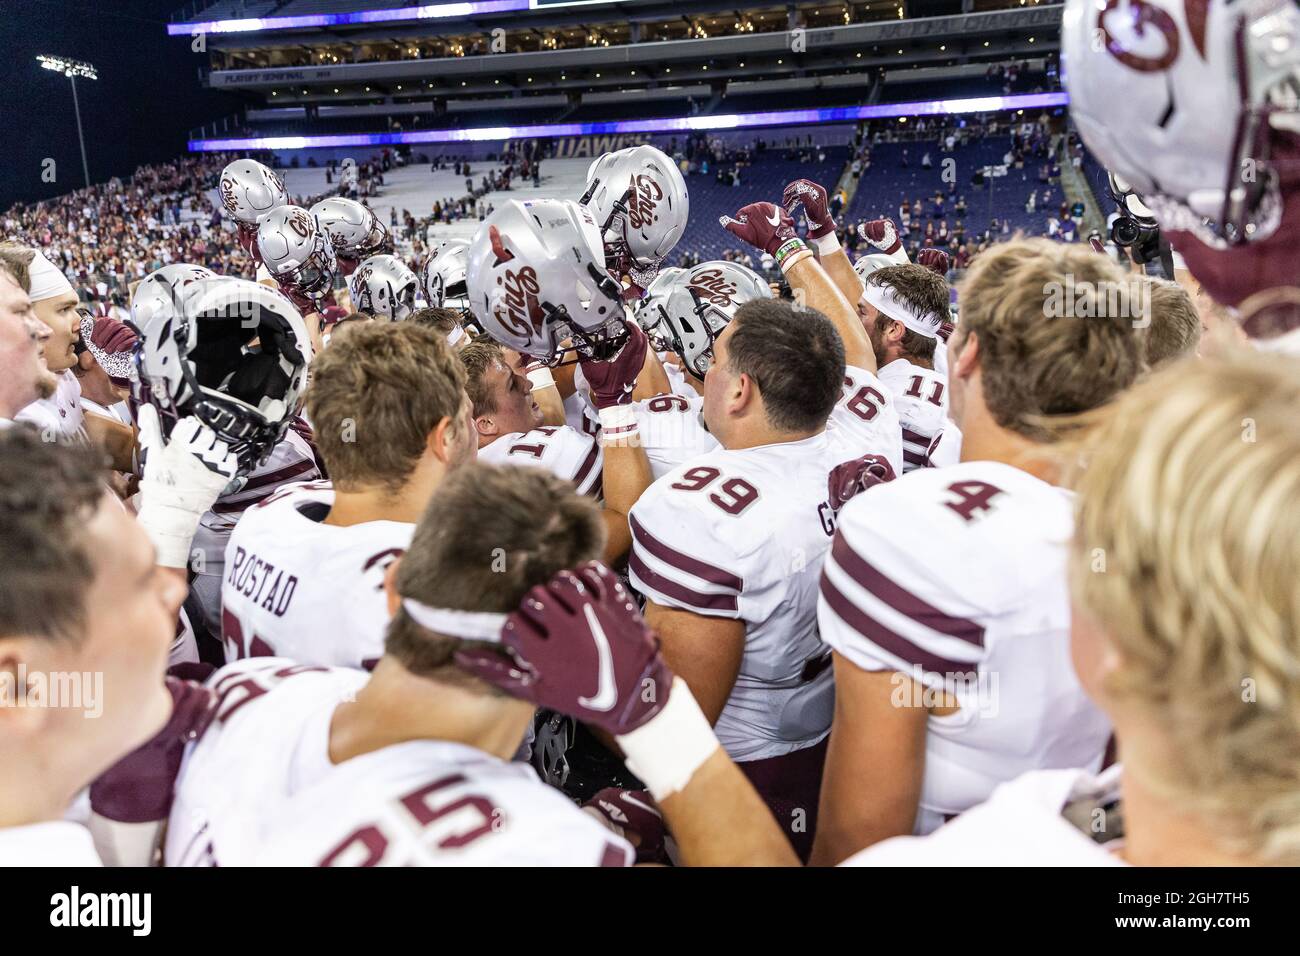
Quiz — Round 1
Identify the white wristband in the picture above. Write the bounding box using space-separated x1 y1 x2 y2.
813 232 841 257
779 248 815 275
525 365 555 390
616 677 721 801
598 404 639 444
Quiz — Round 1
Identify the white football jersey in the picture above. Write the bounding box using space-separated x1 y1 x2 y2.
818 460 1112 832
163 660 630 867
633 392 719 480
477 425 603 497
562 380 601 438
843 767 1125 866
189 428 323 636
0 822 102 866
221 481 413 669
832 365 904 476
16 370 87 444
925 420 963 469
877 359 947 473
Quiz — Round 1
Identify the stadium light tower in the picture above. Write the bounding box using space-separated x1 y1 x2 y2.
36 55 98 189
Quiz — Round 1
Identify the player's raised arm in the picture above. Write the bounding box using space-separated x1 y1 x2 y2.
455 563 799 867
783 179 866 311
720 201 875 372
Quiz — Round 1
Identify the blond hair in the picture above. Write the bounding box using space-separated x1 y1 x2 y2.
1070 349 1300 862
957 237 1147 441
1139 276 1202 367
305 322 466 493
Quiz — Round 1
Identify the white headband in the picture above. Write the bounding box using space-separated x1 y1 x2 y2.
27 251 76 303
445 323 466 347
863 282 941 339
401 598 506 643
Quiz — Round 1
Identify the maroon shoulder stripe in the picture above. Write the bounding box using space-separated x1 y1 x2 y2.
240 458 320 494
629 514 743 592
903 448 928 467
571 439 602 493
629 550 739 614
902 427 931 445
819 574 978 677
830 533 984 646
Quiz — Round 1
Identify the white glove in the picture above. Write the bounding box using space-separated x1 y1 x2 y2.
135 404 240 569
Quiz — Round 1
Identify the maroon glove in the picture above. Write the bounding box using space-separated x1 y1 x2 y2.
916 248 951 277
827 453 896 517
719 202 803 259
583 788 669 864
580 321 648 409
858 218 902 255
782 179 836 240
455 562 675 736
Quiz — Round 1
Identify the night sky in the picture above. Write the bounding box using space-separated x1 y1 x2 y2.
1 0 244 210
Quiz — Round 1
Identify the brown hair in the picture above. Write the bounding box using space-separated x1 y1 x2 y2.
956 237 1146 441
305 322 466 494
727 298 844 433
385 463 606 681
1140 276 1202 367
408 307 463 338
457 337 505 418
0 429 107 642
0 243 35 294
868 263 950 363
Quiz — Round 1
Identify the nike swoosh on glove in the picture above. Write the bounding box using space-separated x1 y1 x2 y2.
858 218 902 255
718 202 799 257
782 179 836 240
455 562 675 736
582 788 669 865
579 321 648 409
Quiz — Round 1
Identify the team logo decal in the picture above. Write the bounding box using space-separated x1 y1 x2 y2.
1099 0 1181 72
688 268 739 306
626 174 664 230
497 265 544 337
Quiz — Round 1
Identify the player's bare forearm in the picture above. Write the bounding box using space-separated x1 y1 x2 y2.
85 414 136 473
302 311 324 356
785 256 876 373
597 441 653 563
823 246 865 312
644 601 744 726
810 656 928 865
659 748 800 867
632 348 672 401
534 382 567 427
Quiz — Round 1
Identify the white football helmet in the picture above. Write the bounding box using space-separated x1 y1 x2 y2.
420 238 471 311
650 260 772 378
466 199 625 363
218 160 288 225
309 197 392 261
581 145 689 284
633 266 686 342
257 205 339 302
853 252 904 287
1062 0 1300 245
130 277 312 473
349 254 418 322
131 263 219 331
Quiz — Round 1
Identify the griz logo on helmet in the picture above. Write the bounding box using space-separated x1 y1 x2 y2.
219 178 240 216
285 208 314 238
687 268 739 306
626 174 664 230
1097 0 1185 73
497 266 544 338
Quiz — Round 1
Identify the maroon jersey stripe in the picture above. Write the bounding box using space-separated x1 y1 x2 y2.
830 533 985 646
571 439 601 494
902 427 931 445
628 550 739 614
903 448 929 467
819 574 977 677
629 514 744 592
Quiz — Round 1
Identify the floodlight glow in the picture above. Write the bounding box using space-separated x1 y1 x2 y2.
36 55 98 80
189 92 1069 152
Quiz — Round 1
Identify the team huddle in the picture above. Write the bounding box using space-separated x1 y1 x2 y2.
1 0 1298 869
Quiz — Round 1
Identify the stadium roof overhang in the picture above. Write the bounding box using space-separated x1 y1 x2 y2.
205 7 1062 90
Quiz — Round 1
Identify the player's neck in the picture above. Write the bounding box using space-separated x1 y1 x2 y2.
958 394 1058 485
324 471 442 527
722 415 823 452
328 657 533 764
0 760 75 828
891 347 932 371
1117 744 1264 867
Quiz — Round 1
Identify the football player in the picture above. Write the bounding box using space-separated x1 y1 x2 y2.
221 323 475 669
0 260 55 426
0 429 186 865
348 254 418 323
846 350 1300 865
310 197 393 277
257 204 336 353
812 238 1148 865
626 204 903 856
217 158 288 268
90 466 631 866
858 264 952 472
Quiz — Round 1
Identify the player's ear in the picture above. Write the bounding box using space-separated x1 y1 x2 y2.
0 639 54 736
952 328 979 380
382 558 403 617
77 351 96 372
